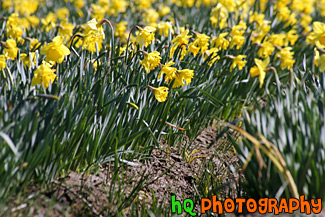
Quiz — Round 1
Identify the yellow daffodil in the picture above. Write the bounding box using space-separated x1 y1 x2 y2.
136 26 156 47
171 29 192 48
41 12 57 32
250 57 270 88
84 19 105 39
319 54 325 72
310 22 325 48
30 38 41 51
169 29 192 60
257 41 275 58
314 48 325 72
109 0 128 15
211 33 229 50
0 55 6 70
229 35 245 49
188 33 210 56
284 12 297 27
41 36 71 64
210 3 228 29
268 34 286 47
59 19 74 38
276 7 291 22
158 5 171 17
173 69 194 88
31 61 56 89
230 55 247 71
74 0 85 8
115 21 127 38
205 48 220 66
134 0 152 10
82 19 105 52
158 61 177 81
249 12 265 26
13 0 39 16
188 43 200 56
219 0 237 12
147 86 169 102
56 7 70 20
23 16 40 29
4 39 19 61
158 21 173 37
20 52 36 68
6 13 24 41
6 12 20 29
314 48 319 67
141 51 161 73
91 4 106 21
251 21 271 43
143 8 159 26
230 22 246 36
275 47 295 70
285 29 298 46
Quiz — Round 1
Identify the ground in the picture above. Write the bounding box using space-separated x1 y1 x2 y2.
2 126 324 217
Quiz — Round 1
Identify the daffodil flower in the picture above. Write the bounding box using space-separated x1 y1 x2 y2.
211 33 229 50
82 19 105 52
158 60 177 81
230 55 247 71
210 3 228 29
315 48 325 72
147 86 169 102
30 38 41 51
319 54 325 72
41 12 57 32
41 36 70 64
173 69 194 88
0 55 6 71
205 48 220 66
169 29 192 60
31 61 56 89
140 51 161 73
188 33 210 56
250 57 270 88
58 19 74 38
115 21 127 38
314 48 319 67
158 21 173 37
20 52 36 68
3 39 19 60
91 4 105 21
310 22 325 48
257 41 275 58
275 47 295 70
136 26 156 47
143 9 159 27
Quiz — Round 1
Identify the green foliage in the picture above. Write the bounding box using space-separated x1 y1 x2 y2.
0 2 249 202
1 0 325 214
235 73 325 200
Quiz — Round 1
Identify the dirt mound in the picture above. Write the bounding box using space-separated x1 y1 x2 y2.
4 126 241 216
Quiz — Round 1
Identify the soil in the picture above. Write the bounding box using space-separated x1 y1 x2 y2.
2 126 324 217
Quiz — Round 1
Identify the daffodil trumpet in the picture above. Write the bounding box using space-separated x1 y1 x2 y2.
146 85 169 102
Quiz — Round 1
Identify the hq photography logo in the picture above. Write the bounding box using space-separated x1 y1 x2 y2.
171 195 322 216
